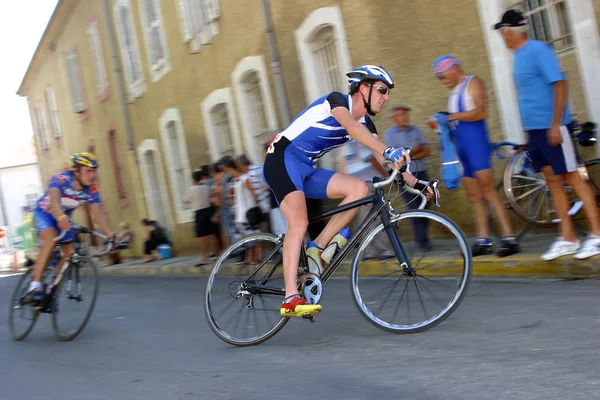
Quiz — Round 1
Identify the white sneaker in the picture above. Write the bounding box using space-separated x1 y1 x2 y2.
574 235 600 259
541 237 581 261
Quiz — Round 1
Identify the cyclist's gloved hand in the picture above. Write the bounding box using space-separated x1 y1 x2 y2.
383 147 405 163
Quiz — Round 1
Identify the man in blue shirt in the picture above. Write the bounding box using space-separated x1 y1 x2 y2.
385 104 432 250
495 9 600 260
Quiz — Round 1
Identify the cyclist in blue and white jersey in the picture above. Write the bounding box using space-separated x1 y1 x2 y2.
26 152 114 302
263 65 417 318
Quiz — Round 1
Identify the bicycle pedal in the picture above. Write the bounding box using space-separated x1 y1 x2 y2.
302 315 316 323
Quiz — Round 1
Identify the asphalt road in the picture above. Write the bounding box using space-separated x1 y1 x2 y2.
1 275 600 400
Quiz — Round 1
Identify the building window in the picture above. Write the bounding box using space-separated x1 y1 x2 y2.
114 0 145 99
159 109 193 223
201 88 243 161
25 192 39 209
232 55 278 162
295 6 352 103
64 49 87 113
44 87 61 139
511 0 573 51
33 104 50 150
295 6 352 169
87 20 109 97
177 0 221 52
108 130 129 203
139 0 171 81
137 139 173 230
211 104 235 157
310 25 343 93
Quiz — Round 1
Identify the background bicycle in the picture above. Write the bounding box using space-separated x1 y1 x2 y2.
489 121 599 239
8 222 112 341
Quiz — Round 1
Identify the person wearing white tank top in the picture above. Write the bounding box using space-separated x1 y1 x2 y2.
432 55 520 257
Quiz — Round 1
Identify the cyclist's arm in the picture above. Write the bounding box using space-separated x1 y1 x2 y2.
48 187 67 220
89 203 114 239
332 107 389 159
448 76 487 122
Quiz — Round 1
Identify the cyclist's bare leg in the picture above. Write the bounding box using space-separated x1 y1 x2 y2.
563 170 600 236
313 173 370 248
279 190 309 297
475 169 514 237
540 166 576 241
55 243 73 277
462 177 489 238
32 227 60 282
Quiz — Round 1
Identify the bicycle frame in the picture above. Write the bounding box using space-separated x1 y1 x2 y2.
242 184 411 297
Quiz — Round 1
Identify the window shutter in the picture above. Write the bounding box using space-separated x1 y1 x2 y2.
64 50 87 113
177 0 193 41
204 0 220 22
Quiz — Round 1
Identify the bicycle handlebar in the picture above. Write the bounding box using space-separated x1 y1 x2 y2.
373 147 412 188
54 221 114 256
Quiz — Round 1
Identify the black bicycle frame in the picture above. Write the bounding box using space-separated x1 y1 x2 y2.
243 185 412 296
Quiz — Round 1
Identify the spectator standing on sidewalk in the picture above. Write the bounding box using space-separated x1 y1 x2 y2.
432 54 520 257
384 104 432 251
494 9 600 260
184 169 220 267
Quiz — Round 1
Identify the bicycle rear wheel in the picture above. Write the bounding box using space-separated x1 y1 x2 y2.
52 257 99 341
351 209 472 334
8 270 39 341
205 233 289 346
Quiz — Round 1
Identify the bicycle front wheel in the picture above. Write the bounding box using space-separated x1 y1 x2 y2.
8 270 39 341
351 209 472 334
52 257 99 341
205 233 289 347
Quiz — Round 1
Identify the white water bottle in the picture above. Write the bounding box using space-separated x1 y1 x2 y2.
321 228 351 264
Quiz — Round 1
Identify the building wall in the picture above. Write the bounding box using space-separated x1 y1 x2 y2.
20 0 600 249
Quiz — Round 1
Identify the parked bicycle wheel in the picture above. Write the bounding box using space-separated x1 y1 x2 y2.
52 257 99 341
205 233 289 347
8 270 40 341
505 149 596 232
351 209 472 334
488 181 531 241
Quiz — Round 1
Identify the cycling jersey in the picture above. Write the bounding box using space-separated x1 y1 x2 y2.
264 91 378 204
34 172 101 242
279 92 377 162
36 171 101 214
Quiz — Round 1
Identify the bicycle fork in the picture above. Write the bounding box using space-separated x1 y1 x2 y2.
381 209 415 276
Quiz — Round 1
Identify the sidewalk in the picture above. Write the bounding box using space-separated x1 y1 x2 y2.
100 233 600 278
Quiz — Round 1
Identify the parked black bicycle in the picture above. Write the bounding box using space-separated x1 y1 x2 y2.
8 222 112 341
205 166 473 346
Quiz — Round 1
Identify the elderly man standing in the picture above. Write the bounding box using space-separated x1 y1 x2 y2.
494 9 600 260
384 104 432 251
432 55 520 257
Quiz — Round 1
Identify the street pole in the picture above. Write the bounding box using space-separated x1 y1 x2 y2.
261 0 291 127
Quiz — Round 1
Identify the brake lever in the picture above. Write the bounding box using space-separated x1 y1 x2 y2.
430 180 440 208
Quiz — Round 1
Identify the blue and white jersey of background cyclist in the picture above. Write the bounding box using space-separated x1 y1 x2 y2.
280 92 376 162
35 171 101 216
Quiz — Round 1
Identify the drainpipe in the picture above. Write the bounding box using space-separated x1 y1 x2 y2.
101 0 135 152
261 0 291 127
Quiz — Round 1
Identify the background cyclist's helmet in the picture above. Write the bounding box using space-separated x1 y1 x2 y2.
346 65 395 89
70 152 98 169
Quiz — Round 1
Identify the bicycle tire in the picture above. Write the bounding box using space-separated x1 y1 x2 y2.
52 257 100 341
351 209 472 334
8 270 40 341
204 233 289 347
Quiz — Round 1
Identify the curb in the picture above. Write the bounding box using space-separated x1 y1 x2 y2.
100 255 600 278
